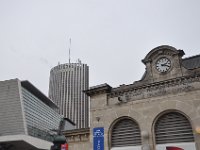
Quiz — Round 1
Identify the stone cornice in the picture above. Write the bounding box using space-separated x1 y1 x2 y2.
63 128 90 143
63 128 90 136
85 83 112 96
142 45 185 64
108 74 200 101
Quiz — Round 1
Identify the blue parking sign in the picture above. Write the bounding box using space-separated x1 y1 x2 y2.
93 127 104 150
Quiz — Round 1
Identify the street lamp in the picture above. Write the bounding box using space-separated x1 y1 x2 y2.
50 118 67 150
50 135 66 150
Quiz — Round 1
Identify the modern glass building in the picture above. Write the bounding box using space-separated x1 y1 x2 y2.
48 60 89 129
0 79 63 150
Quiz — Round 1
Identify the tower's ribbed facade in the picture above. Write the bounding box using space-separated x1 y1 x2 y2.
48 61 89 129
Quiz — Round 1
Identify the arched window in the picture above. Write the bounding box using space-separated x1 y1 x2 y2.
155 112 194 144
111 118 141 148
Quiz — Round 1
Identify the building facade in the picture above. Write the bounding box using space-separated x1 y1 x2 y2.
0 79 63 150
83 45 200 150
49 60 89 129
63 128 90 149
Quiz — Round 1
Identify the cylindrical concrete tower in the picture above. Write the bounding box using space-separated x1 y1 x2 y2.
48 60 89 129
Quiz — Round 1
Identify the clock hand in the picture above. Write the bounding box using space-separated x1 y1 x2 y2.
161 64 170 67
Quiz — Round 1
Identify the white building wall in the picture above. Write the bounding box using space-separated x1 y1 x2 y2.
0 79 25 136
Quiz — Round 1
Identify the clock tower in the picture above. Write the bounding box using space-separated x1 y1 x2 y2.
141 45 185 83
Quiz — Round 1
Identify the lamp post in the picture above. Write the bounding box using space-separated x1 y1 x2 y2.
50 135 66 150
50 118 67 150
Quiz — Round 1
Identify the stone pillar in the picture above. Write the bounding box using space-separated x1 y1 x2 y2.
141 131 151 150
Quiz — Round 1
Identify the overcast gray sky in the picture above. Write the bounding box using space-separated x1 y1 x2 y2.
0 0 200 95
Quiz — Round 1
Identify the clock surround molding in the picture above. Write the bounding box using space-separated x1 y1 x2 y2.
141 45 185 83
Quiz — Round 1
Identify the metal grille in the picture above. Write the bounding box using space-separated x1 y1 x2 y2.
155 112 194 144
111 118 141 147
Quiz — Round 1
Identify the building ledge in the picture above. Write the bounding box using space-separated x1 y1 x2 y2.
63 128 90 143
0 134 52 149
84 83 112 96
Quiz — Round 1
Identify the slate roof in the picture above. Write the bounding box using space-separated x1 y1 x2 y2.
182 54 200 69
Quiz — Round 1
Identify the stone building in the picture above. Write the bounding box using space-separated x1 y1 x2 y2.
63 128 90 149
84 45 200 150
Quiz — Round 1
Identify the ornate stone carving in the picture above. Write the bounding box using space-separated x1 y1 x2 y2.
108 75 200 102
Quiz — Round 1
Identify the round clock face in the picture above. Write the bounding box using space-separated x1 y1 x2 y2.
155 57 171 73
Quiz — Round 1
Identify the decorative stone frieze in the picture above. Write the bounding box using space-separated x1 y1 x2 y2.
108 75 200 104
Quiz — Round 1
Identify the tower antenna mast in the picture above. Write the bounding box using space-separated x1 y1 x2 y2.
69 38 71 64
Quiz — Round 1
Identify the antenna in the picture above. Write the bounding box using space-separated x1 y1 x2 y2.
69 38 71 64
